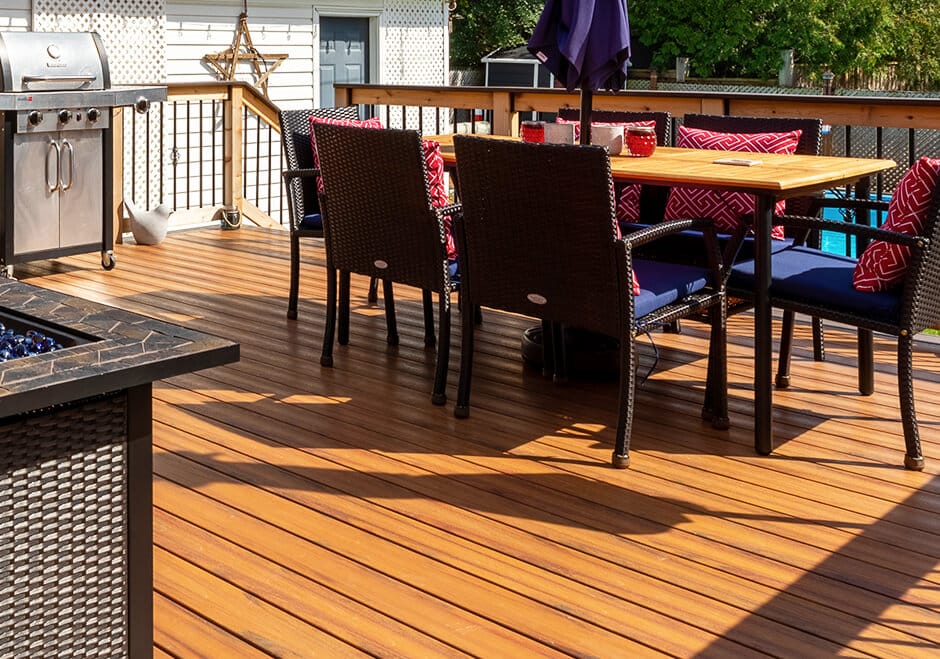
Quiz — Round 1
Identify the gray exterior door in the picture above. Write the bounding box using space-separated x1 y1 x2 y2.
320 17 369 108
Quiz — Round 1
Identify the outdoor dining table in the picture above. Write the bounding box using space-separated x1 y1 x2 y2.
430 132 895 458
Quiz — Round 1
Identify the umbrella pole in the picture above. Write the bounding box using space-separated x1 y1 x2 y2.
579 87 592 145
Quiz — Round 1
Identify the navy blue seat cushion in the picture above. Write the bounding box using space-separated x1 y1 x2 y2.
300 213 323 231
729 245 900 322
634 259 711 319
620 223 791 264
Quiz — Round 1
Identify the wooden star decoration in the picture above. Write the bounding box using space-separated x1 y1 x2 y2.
204 13 288 98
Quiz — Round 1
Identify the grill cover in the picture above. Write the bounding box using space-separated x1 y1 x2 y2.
0 32 109 92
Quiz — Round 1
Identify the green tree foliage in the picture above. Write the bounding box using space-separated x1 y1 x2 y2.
449 0 940 89
880 0 940 88
629 0 889 80
449 0 544 69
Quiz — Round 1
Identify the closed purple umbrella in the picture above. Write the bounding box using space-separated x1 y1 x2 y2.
528 0 631 144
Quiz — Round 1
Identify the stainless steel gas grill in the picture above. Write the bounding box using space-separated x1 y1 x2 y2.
0 31 165 276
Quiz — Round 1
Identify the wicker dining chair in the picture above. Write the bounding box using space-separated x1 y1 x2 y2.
278 106 379 319
313 122 458 404
726 160 940 470
452 135 729 468
660 114 828 357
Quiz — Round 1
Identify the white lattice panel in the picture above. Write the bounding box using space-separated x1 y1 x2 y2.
35 1 167 220
382 0 446 84
35 0 165 83
381 0 447 129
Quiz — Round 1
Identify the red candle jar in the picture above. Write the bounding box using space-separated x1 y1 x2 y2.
626 125 657 157
521 121 545 143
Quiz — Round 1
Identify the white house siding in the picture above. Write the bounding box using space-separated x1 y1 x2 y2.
0 1 29 29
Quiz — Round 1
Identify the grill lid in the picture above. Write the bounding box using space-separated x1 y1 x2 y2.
0 31 109 92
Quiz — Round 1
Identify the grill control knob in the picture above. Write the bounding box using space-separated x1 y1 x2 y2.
134 97 151 114
86 107 101 123
27 111 43 126
57 109 72 124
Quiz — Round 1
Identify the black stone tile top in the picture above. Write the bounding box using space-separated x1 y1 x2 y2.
0 279 239 418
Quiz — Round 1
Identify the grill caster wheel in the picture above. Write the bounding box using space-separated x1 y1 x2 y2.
102 251 116 271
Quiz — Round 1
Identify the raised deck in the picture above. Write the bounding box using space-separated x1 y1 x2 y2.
15 226 940 656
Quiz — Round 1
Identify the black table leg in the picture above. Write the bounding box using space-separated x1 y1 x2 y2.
754 195 774 455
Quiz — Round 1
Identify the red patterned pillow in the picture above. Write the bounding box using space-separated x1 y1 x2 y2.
422 140 458 260
664 125 803 239
617 185 642 224
309 116 384 192
555 117 655 143
853 156 940 292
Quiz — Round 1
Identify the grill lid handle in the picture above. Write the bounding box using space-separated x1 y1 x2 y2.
22 73 98 86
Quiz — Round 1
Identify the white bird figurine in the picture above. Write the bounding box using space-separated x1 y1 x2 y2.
124 199 172 245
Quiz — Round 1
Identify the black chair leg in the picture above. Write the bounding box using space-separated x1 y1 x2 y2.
898 334 925 470
776 310 796 389
368 276 379 304
540 320 555 378
338 271 351 346
320 266 338 367
858 328 874 395
383 279 399 346
812 316 826 361
612 339 636 469
431 293 451 406
454 300 476 418
422 289 436 347
288 233 301 320
552 322 568 384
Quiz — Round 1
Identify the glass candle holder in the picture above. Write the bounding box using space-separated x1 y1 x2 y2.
626 126 657 157
521 121 545 143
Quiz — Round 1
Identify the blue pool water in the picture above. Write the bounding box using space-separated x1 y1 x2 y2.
818 192 890 257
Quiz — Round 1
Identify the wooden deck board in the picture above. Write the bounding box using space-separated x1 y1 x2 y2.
13 226 940 657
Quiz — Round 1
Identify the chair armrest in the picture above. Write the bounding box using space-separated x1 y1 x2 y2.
621 217 715 250
624 218 725 288
282 167 320 183
775 214 927 249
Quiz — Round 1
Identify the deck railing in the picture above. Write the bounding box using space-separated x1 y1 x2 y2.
112 82 940 245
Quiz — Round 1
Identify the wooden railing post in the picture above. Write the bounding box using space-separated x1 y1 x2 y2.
490 91 518 136
223 84 244 215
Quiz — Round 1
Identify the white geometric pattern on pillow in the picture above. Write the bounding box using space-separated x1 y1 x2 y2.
853 156 940 292
617 184 642 224
664 125 803 238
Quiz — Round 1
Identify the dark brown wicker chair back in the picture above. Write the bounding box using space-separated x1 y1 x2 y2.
313 123 450 295
557 108 672 223
278 106 359 232
452 136 627 338
901 183 940 333
682 114 823 216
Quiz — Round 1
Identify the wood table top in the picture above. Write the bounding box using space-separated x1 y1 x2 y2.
428 133 896 198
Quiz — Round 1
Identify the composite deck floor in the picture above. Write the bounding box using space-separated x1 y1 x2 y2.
15 225 940 657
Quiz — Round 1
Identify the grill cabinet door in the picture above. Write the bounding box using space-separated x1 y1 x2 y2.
12 133 60 254
58 131 103 248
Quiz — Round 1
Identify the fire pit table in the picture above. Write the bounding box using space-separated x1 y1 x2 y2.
0 279 238 657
